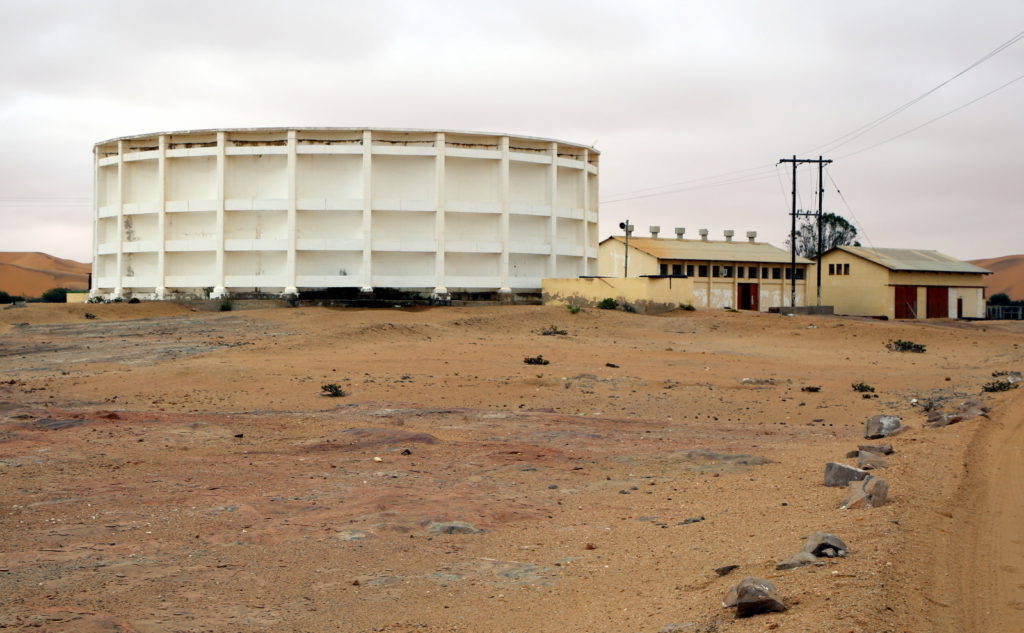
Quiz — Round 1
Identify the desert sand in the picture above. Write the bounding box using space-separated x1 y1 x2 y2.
0 252 90 299
1 303 1023 632
970 254 1024 300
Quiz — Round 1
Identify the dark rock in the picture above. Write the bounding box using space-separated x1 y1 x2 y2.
400 448 412 455
714 564 740 576
605 363 619 368
775 551 817 570
845 449 860 458
840 475 889 509
824 462 869 487
858 443 894 455
723 577 787 617
679 516 705 525
233 433 244 438
802 531 848 557
857 451 889 470
865 414 903 439
425 521 485 535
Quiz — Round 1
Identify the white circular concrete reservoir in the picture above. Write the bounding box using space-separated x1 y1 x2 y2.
91 127 600 299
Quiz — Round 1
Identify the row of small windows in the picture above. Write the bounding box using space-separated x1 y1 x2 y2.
829 263 851 275
658 263 805 280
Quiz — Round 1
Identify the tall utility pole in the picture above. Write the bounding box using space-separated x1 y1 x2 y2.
778 155 832 308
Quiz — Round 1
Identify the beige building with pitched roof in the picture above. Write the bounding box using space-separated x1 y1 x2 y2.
818 246 990 319
597 228 812 310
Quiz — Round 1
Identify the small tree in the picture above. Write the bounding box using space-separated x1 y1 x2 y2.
41 287 71 303
988 293 1012 306
786 212 861 258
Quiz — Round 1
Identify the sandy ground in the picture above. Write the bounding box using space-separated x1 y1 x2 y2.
1 302 1022 633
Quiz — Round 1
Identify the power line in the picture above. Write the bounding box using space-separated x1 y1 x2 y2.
837 71 1024 160
599 28 1024 205
825 167 874 249
803 28 1024 156
598 170 774 204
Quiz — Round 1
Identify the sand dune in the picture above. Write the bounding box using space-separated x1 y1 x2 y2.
970 254 1024 300
0 252 90 298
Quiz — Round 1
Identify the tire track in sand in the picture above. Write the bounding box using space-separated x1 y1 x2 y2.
944 392 1024 632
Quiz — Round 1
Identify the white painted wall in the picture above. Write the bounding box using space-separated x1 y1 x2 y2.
92 128 598 298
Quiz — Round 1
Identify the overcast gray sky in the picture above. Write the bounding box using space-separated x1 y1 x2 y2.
1 0 1021 262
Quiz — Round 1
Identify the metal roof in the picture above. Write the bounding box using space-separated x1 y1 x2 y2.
602 236 812 264
827 246 990 274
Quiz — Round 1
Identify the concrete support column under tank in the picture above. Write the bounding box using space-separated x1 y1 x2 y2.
580 149 590 276
155 134 167 299
432 132 448 298
283 130 298 296
360 130 373 293
89 146 100 298
113 140 125 298
499 135 511 294
212 131 227 298
547 141 558 279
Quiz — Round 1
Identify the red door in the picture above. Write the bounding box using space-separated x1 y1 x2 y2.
926 287 949 318
737 283 759 310
894 285 918 319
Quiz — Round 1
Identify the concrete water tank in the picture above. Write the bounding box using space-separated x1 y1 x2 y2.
92 128 600 298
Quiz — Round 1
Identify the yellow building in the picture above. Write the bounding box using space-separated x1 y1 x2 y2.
598 228 812 311
818 246 990 319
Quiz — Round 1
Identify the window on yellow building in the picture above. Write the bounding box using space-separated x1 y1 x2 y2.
843 263 850 275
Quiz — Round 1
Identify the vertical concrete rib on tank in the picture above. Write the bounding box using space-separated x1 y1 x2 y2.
91 128 600 299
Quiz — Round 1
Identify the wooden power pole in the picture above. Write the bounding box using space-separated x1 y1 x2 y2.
778 156 832 309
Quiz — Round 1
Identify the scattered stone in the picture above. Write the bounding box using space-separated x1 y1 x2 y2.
723 577 787 617
605 363 619 368
800 385 821 392
840 475 889 509
679 516 705 525
865 414 903 439
84 313 96 319
740 377 779 386
400 448 412 455
857 451 889 470
547 484 558 489
335 530 369 541
426 521 485 535
233 433 244 438
858 443 894 455
714 564 740 577
373 456 383 462
824 462 869 487
775 551 818 570
801 531 848 558
926 399 991 428
845 449 860 458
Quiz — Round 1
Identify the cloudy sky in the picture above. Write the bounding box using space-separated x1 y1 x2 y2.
1 0 1021 262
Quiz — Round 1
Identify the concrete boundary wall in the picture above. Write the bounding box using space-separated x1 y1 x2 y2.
542 277 695 314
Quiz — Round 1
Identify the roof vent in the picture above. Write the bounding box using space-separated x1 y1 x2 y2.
724 230 735 242
623 223 634 237
699 228 709 241
649 225 660 238
747 231 757 243
674 227 685 240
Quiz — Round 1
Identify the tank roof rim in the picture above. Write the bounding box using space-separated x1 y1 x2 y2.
94 127 599 153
